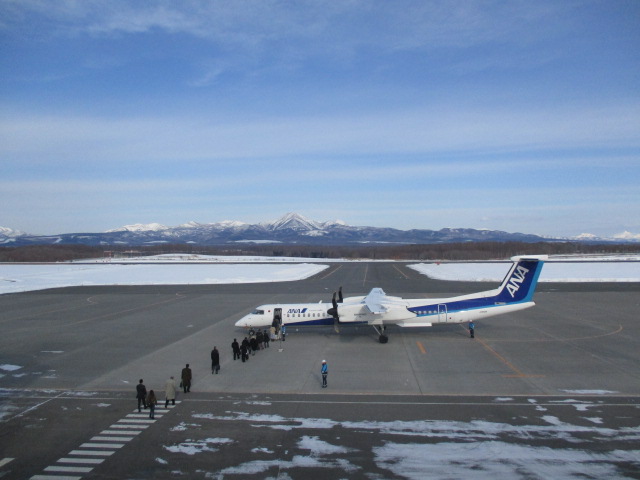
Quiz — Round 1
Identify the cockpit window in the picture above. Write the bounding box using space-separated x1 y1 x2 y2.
252 309 265 315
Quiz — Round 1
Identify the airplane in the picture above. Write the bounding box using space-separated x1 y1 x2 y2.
235 255 546 343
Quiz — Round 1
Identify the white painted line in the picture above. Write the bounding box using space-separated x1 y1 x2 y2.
31 475 82 480
128 414 163 419
68 450 115 457
45 465 93 473
57 457 104 464
91 435 134 442
117 418 155 424
101 429 143 435
0 458 14 468
80 442 124 449
109 424 149 429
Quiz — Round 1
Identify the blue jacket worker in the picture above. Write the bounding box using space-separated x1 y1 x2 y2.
321 360 328 388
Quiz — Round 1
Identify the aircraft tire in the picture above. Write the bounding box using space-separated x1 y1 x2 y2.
379 335 388 344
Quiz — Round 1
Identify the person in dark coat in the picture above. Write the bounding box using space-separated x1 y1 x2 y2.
469 321 475 338
211 347 220 374
240 342 248 362
146 390 157 419
136 379 147 412
250 336 258 355
263 329 270 348
181 364 192 393
241 338 249 362
232 338 240 360
256 330 264 350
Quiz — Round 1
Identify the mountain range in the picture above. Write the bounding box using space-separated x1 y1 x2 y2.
0 213 637 247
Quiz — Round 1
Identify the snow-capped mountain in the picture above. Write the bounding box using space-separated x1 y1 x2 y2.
0 227 25 237
106 223 169 233
0 227 27 244
614 231 640 241
1 215 638 247
262 212 334 232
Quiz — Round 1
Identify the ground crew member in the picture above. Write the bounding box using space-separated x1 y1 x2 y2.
321 360 328 388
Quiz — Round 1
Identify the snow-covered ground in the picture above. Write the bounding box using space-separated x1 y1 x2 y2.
410 259 640 283
0 262 328 295
0 255 638 294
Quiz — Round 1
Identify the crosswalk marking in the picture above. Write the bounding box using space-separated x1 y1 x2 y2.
45 466 94 473
100 429 143 435
91 435 134 442
79 442 125 449
32 475 82 480
68 450 115 457
117 418 155 424
109 423 149 429
57 458 104 465
28 401 180 480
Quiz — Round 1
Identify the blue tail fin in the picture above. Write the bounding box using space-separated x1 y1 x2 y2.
495 255 546 304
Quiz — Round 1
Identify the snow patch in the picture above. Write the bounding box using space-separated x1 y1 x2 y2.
0 364 22 372
164 438 233 455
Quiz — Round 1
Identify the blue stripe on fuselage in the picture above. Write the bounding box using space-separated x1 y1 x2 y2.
284 317 369 327
409 259 543 316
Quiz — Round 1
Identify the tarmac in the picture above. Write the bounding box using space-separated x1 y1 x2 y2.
1 262 639 479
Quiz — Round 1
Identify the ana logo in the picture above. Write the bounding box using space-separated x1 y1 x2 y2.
287 308 308 314
507 265 529 298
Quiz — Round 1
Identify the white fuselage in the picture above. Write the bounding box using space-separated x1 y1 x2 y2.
234 256 546 335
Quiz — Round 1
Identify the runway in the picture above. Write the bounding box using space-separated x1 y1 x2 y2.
1 262 639 479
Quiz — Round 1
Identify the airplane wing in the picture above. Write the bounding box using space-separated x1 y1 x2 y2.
362 288 409 314
364 288 388 314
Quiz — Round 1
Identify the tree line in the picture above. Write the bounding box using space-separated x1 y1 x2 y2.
0 241 638 263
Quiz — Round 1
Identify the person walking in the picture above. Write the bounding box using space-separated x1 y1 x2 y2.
165 376 177 408
263 330 270 348
232 338 240 360
146 390 157 419
240 340 248 362
469 321 475 339
181 364 192 393
211 347 220 374
136 379 147 412
321 360 328 388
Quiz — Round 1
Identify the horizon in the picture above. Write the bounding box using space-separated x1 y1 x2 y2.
1 211 639 241
1 1 639 238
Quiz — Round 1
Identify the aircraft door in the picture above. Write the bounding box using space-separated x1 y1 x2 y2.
272 308 282 333
437 304 448 323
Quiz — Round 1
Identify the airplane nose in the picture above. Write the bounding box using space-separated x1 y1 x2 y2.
235 316 249 327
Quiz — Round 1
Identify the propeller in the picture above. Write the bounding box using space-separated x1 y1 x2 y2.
327 286 343 321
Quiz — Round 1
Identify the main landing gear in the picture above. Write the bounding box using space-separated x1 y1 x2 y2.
372 325 388 344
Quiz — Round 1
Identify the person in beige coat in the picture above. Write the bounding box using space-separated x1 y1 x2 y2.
165 376 177 407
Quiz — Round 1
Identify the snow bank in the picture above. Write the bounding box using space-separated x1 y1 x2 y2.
0 262 328 294
1 255 638 295
409 261 640 282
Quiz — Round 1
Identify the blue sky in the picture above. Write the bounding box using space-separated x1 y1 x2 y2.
1 0 639 238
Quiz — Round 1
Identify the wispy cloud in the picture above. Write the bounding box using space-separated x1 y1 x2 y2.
1 1 578 63
1 1 638 236
3 101 638 166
